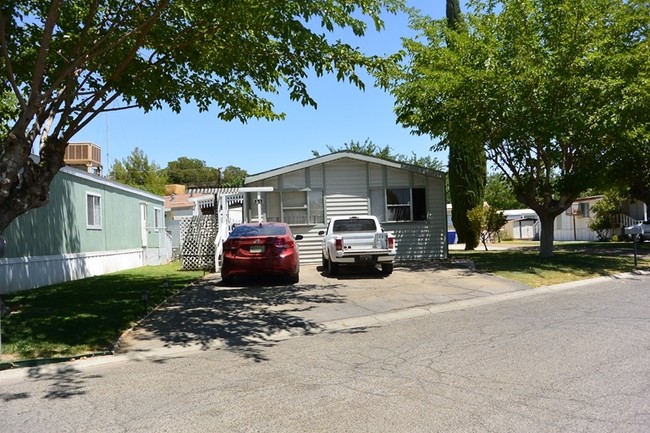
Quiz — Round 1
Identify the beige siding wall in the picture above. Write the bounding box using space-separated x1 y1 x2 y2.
282 169 306 189
385 221 446 261
369 165 383 187
380 176 448 261
413 173 427 187
386 167 409 185
324 160 368 195
324 160 370 218
291 225 327 263
325 195 370 217
309 165 324 189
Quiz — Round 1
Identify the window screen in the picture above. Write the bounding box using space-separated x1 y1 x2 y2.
87 194 101 229
385 188 427 221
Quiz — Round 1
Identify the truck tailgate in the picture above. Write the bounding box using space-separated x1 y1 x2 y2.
339 232 391 251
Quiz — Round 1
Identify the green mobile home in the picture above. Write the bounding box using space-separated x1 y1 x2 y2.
0 166 171 293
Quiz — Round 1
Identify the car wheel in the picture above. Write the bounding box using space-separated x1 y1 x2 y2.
288 273 299 284
381 263 394 275
328 258 339 276
221 276 233 286
322 255 328 268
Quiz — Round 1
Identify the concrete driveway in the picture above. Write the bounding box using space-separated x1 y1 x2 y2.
115 262 532 360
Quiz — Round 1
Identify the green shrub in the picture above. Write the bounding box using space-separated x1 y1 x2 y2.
588 191 625 241
467 205 508 250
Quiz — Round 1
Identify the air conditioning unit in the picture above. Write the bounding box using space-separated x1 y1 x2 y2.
64 142 102 173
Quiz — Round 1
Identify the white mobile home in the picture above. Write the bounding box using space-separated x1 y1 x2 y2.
242 152 449 263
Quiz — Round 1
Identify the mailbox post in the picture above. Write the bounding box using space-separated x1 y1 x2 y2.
141 289 149 315
624 225 644 267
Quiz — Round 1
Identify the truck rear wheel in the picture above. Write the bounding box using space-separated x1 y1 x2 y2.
328 258 339 276
381 263 394 275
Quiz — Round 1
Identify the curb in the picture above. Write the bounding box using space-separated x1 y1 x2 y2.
0 351 114 371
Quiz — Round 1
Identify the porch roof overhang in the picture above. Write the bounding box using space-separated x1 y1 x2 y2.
189 187 275 209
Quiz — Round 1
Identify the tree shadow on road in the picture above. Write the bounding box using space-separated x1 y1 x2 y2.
120 277 347 362
1 365 103 401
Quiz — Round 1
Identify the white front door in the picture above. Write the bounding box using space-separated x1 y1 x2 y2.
140 203 148 247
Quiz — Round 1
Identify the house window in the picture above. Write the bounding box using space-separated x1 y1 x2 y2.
266 190 324 225
86 193 102 229
154 208 163 231
282 190 325 224
579 203 590 218
386 188 427 222
282 191 308 224
263 192 281 222
308 190 324 224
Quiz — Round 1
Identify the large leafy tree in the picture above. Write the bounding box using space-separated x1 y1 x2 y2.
607 141 650 206
0 0 404 233
165 157 246 187
166 157 220 186
484 172 524 211
445 0 486 250
313 138 445 170
384 0 649 257
109 147 167 195
313 139 395 159
221 165 247 188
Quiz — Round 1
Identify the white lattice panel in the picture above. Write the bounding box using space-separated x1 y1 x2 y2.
179 215 217 270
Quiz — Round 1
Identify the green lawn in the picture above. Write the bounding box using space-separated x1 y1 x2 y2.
451 241 650 287
1 262 203 363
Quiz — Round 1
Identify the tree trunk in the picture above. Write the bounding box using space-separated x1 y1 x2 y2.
538 212 556 258
0 134 66 233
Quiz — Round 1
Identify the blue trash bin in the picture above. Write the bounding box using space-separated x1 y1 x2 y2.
447 230 457 244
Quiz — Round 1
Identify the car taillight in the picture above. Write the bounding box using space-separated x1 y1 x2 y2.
335 237 343 251
273 237 294 249
224 240 240 250
388 236 395 249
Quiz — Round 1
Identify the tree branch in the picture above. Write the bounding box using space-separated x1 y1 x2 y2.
22 0 64 128
0 6 26 110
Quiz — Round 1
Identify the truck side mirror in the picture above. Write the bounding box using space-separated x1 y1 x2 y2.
318 230 325 236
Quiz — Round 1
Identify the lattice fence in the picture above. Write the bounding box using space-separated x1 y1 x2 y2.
179 215 217 271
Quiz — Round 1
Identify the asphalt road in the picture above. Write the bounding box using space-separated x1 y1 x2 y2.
1 272 649 433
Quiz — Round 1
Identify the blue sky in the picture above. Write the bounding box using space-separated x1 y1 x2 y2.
75 1 448 176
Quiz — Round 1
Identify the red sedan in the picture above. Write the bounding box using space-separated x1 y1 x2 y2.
220 222 302 285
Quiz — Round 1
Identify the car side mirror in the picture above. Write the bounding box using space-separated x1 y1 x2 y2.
318 230 325 236
295 234 304 241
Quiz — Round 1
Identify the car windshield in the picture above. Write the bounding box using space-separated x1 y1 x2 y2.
229 224 287 237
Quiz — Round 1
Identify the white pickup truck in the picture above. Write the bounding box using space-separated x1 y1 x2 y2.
319 215 397 276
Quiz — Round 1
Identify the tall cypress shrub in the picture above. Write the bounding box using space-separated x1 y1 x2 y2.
446 0 487 250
